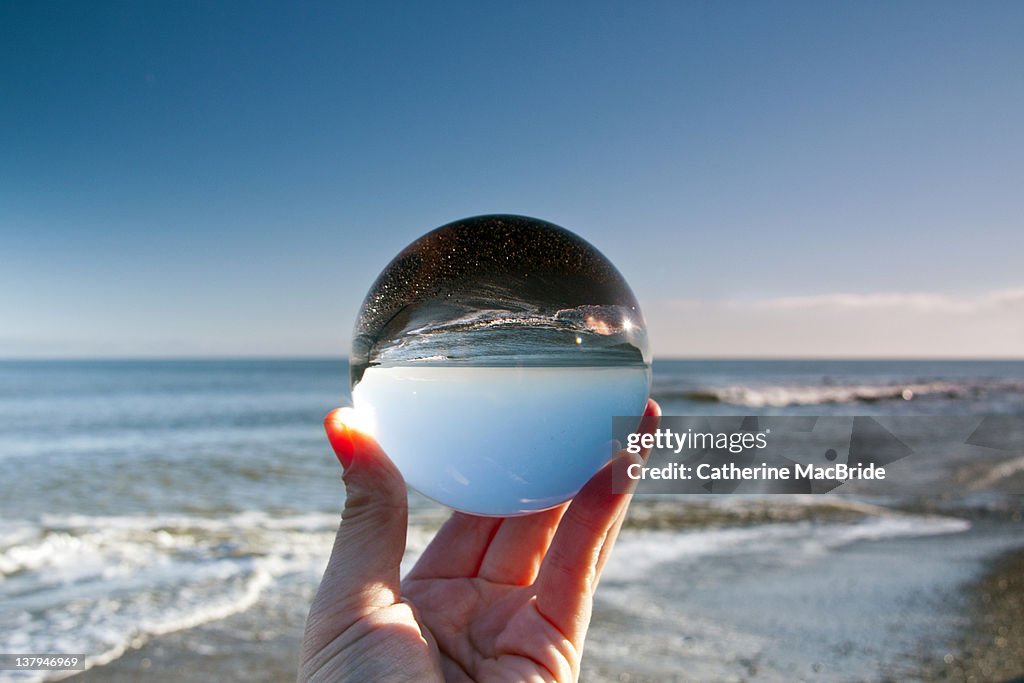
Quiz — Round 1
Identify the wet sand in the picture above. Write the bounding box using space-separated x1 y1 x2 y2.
908 547 1024 683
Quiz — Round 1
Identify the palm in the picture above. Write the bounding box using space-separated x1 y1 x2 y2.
402 505 591 682
405 578 569 682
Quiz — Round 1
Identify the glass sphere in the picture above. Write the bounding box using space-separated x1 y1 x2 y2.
350 215 651 516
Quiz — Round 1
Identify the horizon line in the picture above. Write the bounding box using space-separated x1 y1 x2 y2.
1 355 1022 362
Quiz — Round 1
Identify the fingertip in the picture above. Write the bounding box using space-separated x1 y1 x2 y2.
328 406 377 435
324 409 356 469
324 407 345 427
645 398 662 417
324 406 382 470
637 399 661 445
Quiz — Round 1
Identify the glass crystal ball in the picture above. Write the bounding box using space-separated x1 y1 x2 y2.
350 214 651 516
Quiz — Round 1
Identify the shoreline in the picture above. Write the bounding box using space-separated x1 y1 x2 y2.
59 510 1024 683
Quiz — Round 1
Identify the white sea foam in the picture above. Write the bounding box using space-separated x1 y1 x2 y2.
666 379 1021 407
969 455 1024 489
31 510 344 537
710 495 895 516
0 507 445 682
0 504 972 682
602 513 970 582
0 512 346 683
41 567 276 682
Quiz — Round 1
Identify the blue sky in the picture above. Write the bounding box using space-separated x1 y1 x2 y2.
2 1 1022 358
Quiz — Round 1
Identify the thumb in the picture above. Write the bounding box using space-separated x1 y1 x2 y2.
309 408 408 634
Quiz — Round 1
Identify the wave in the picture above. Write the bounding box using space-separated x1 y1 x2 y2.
368 304 648 368
42 567 276 683
401 304 636 337
657 379 1023 407
602 511 970 582
0 509 446 682
624 496 897 530
0 503 973 681
0 512 341 682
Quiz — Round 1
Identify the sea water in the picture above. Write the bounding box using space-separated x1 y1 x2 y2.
3 360 1024 680
352 365 651 516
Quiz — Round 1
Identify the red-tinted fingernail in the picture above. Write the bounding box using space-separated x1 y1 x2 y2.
324 409 355 469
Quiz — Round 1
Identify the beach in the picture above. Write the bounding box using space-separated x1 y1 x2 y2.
55 505 1024 683
57 500 1024 683
1 359 1022 682
911 547 1024 683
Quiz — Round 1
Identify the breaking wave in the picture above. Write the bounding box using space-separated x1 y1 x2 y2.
658 380 1023 407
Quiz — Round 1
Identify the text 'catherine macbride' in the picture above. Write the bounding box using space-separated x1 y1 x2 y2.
624 427 887 482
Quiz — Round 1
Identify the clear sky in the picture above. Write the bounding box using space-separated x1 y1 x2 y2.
2 1 1022 358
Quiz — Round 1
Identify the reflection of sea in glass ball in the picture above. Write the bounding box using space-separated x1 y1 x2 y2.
350 215 651 516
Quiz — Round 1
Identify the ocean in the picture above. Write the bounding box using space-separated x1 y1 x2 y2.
1 359 1021 682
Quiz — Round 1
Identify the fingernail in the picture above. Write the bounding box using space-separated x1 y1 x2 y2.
324 409 355 469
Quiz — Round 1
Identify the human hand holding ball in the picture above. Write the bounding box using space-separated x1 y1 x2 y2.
300 216 656 681
299 398 660 682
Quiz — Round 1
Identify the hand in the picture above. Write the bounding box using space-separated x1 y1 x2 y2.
299 399 661 683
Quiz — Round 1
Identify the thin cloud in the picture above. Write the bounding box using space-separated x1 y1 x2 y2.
647 286 1024 357
757 288 1024 313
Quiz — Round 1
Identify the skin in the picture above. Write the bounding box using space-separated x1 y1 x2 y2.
299 399 661 683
